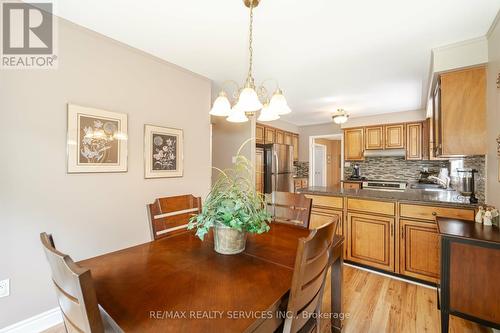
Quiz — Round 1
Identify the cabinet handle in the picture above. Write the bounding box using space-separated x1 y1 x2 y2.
432 212 437 216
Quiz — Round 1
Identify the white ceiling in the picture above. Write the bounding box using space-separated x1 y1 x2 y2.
51 0 499 125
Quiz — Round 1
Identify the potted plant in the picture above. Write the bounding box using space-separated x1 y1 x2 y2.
188 142 271 255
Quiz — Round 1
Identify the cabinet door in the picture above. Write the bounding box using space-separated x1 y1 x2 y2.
343 182 361 190
440 67 487 156
310 210 343 237
275 130 284 144
406 122 422 160
256 124 265 144
365 126 384 150
347 212 394 272
255 148 264 193
292 134 299 161
385 124 405 149
344 128 364 161
399 219 440 283
264 127 275 144
284 132 293 145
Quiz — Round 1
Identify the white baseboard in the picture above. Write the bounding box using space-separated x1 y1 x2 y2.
0 308 62 333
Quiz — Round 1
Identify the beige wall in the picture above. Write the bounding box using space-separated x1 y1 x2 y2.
298 123 342 161
264 118 300 133
487 12 500 207
341 110 426 129
0 18 212 328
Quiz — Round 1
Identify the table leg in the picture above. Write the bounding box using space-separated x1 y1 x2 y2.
331 244 343 333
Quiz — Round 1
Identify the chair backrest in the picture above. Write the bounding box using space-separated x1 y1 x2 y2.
40 233 104 333
148 194 202 240
283 218 338 333
265 192 312 228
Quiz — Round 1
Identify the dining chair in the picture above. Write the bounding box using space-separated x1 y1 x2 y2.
148 194 202 240
283 218 338 333
40 232 122 333
265 191 313 228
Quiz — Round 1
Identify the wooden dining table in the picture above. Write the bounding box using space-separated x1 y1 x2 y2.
79 224 344 333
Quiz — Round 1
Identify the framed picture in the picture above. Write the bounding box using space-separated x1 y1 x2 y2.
67 104 128 173
144 124 183 178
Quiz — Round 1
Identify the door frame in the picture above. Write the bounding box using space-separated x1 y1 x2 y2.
309 134 344 187
312 143 327 186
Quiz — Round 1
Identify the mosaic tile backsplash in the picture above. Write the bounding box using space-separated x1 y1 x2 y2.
293 161 309 177
343 156 485 202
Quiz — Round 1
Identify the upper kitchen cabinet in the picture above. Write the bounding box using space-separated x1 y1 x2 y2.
284 132 293 146
365 126 384 150
384 124 405 149
256 124 265 144
433 66 486 156
275 129 284 144
264 127 275 144
406 122 422 160
292 134 299 161
344 128 364 161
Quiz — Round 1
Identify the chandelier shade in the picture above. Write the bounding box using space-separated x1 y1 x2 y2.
209 92 232 117
234 87 263 113
227 106 249 123
269 89 291 115
257 103 280 122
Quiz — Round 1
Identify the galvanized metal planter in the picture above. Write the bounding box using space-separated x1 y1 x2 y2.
213 222 247 255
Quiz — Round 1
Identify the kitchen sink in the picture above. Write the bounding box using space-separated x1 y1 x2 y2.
410 183 453 191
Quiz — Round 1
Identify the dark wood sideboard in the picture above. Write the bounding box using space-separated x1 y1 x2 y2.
437 218 500 332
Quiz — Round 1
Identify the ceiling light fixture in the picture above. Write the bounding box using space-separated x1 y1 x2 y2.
332 109 349 124
209 0 291 123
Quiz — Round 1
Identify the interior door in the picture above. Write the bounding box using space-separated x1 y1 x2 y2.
313 144 326 186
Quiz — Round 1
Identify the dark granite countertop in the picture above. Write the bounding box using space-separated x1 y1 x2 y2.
293 175 308 179
298 186 478 208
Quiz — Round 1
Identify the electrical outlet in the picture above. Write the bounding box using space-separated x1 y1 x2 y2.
0 279 10 298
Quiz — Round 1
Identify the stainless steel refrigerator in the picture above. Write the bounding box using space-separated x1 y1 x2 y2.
261 144 294 194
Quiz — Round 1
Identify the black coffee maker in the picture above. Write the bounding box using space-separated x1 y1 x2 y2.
349 164 362 180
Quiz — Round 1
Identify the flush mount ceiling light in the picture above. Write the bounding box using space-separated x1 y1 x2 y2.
332 109 349 124
209 0 291 123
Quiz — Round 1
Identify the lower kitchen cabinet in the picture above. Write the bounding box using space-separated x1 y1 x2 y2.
347 212 395 272
310 209 343 236
399 219 440 283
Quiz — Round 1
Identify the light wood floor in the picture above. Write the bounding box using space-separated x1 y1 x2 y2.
43 265 491 333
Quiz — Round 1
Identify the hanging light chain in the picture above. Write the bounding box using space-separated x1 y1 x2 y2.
247 1 254 87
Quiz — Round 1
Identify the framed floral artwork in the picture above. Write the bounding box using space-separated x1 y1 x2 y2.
67 104 128 173
144 125 183 178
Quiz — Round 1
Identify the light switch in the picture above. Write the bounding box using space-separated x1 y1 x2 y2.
0 279 10 298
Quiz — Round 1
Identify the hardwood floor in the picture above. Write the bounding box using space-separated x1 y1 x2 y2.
42 265 491 333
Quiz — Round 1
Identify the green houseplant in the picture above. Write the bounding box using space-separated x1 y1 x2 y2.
188 141 271 254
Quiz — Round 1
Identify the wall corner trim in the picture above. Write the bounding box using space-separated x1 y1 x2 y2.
0 308 62 333
487 9 500 39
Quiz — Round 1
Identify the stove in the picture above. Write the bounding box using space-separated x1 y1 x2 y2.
362 180 407 191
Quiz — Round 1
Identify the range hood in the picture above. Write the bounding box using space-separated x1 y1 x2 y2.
364 149 406 157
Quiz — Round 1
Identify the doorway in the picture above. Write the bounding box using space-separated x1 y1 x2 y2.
313 144 327 186
309 134 343 187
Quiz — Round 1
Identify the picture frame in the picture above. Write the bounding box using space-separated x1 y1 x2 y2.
144 124 184 178
67 104 128 173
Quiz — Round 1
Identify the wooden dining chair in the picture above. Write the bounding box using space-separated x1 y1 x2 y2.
265 192 313 228
40 232 122 333
283 218 338 333
148 194 202 240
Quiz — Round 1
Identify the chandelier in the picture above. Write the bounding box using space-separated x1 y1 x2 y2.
332 109 349 124
209 0 291 123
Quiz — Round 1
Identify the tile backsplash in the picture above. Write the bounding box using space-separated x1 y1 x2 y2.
344 156 486 202
293 161 309 177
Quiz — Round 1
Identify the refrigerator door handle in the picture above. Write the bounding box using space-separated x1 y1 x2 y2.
273 151 279 192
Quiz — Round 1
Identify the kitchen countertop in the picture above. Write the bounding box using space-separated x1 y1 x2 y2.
298 186 478 208
293 175 308 178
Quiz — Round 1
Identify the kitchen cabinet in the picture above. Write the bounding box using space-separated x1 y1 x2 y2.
344 128 364 161
399 219 440 283
342 181 362 190
293 178 308 192
385 124 405 149
284 132 293 146
433 66 487 156
292 134 299 161
256 124 265 144
264 127 275 144
347 212 395 272
275 129 284 144
406 122 422 160
255 147 264 193
365 126 384 150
